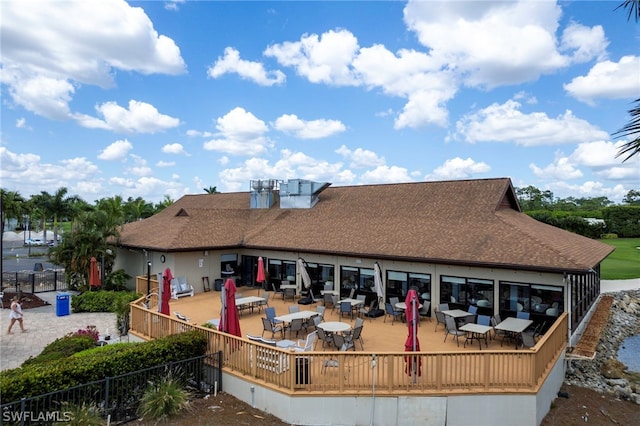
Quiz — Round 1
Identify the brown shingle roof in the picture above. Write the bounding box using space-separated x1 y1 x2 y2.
118 178 613 273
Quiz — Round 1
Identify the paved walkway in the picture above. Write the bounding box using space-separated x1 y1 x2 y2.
0 292 129 371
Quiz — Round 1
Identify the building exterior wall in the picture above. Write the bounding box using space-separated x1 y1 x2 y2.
222 350 565 426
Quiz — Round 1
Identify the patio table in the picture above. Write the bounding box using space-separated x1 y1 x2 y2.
459 323 493 350
274 310 318 323
235 296 265 314
394 302 423 311
441 309 470 319
317 321 351 334
337 298 364 308
494 317 533 349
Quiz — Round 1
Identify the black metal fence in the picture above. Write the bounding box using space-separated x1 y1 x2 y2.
1 271 67 294
0 352 223 425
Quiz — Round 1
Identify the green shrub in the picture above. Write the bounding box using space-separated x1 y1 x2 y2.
71 290 139 313
138 375 190 421
22 333 96 367
54 402 104 426
601 233 618 239
0 331 207 403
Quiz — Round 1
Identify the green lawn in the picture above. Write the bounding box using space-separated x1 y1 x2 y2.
599 238 640 280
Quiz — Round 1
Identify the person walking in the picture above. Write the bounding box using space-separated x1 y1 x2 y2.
7 296 26 334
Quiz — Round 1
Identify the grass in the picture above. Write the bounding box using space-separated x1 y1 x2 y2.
599 238 640 280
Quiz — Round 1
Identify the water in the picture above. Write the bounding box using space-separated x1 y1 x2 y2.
617 334 640 373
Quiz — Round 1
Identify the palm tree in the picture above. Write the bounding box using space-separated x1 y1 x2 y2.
48 187 81 245
123 197 154 222
204 186 218 194
612 2 640 161
615 0 640 21
613 98 640 161
0 189 24 236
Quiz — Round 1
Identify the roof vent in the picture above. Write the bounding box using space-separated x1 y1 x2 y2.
176 208 189 217
279 179 330 209
249 179 278 209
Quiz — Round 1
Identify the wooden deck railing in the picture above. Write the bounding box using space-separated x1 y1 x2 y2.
129 293 567 396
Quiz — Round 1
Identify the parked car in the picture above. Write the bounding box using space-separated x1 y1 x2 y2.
24 238 44 246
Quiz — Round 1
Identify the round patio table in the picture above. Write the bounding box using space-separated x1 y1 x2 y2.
318 321 351 333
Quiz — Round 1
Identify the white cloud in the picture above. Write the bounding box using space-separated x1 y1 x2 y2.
273 114 346 139
0 147 100 198
186 129 214 138
335 145 385 169
98 139 133 161
1 0 185 120
127 154 152 177
75 100 180 133
403 0 570 88
360 165 413 184
162 143 189 155
108 175 190 202
203 107 272 156
564 56 640 104
164 0 185 11
16 118 28 129
454 99 609 146
559 23 608 63
156 160 175 167
530 140 640 189
208 47 285 86
427 157 491 180
265 29 360 86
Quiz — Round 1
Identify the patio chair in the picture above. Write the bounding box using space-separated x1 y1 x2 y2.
359 299 376 320
174 311 191 322
444 316 466 347
261 317 284 339
491 315 508 344
288 305 300 314
288 318 305 339
292 331 317 352
331 295 340 313
339 301 353 320
521 331 536 349
265 306 283 325
390 296 400 307
438 303 449 312
283 287 296 301
316 326 333 349
468 305 478 314
332 332 354 351
347 324 364 350
257 291 270 312
384 302 403 324
419 301 431 322
323 293 334 308
272 283 285 300
304 315 316 333
316 305 326 321
434 310 446 331
516 311 530 320
477 314 491 326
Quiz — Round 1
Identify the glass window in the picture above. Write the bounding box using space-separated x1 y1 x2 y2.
409 273 431 302
387 271 408 302
441 276 494 312
305 262 335 295
340 266 359 297
267 258 296 286
220 253 237 275
500 281 564 320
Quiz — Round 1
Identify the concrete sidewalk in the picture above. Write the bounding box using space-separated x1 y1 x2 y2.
0 292 131 371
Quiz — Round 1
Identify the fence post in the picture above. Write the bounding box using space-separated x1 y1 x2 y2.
105 377 110 420
20 397 26 426
14 272 19 292
54 271 57 291
30 273 35 294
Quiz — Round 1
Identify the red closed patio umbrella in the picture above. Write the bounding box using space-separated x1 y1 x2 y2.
404 288 421 379
221 278 242 337
256 256 266 287
161 267 173 315
89 257 101 289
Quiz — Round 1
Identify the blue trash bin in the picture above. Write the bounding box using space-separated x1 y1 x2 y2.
56 293 70 316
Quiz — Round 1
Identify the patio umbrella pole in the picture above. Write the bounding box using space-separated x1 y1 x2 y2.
412 295 418 384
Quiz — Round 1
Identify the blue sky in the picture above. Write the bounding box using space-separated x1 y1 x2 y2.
1 0 638 204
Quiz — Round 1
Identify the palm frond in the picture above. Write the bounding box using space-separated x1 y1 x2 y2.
613 98 640 162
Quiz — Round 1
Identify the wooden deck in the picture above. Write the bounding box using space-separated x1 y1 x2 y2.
146 284 545 353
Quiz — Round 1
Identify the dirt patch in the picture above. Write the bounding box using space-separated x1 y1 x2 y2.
541 383 640 426
1 292 50 310
135 391 289 426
